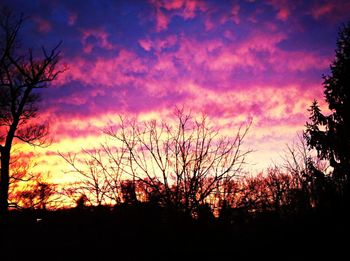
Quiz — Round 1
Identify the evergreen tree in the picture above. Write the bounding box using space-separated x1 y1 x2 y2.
305 22 350 189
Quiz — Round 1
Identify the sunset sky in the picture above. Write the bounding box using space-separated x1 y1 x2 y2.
3 0 350 184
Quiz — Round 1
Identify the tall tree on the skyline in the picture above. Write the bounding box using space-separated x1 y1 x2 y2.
305 22 350 199
0 9 63 214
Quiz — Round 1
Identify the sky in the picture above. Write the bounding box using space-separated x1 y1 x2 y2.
3 0 350 184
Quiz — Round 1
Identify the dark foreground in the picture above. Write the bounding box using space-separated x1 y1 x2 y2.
0 205 349 261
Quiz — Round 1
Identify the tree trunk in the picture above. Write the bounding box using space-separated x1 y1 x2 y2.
0 147 10 215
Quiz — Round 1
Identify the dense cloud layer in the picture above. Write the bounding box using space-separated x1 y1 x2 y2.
3 0 350 180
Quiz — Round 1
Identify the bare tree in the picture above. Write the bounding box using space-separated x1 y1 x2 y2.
13 177 59 210
282 134 332 211
59 109 251 214
0 9 64 213
106 109 251 215
7 153 34 195
59 145 126 206
234 173 270 211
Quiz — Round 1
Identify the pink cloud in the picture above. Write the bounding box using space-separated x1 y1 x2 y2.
274 52 330 72
47 47 328 175
47 78 315 162
161 0 185 10
139 35 178 52
81 28 115 53
17 0 348 180
159 82 320 141
155 35 178 50
203 17 215 31
154 55 176 72
33 16 52 33
203 3 240 31
139 39 152 51
311 1 350 22
244 31 286 52
160 0 207 18
231 4 240 24
182 0 207 19
155 9 170 32
57 29 330 110
68 13 77 26
58 49 147 87
208 51 257 71
53 28 330 130
277 8 289 21
184 31 286 71
266 0 293 21
171 31 329 74
150 0 207 31
312 3 334 20
204 13 231 31
223 30 235 40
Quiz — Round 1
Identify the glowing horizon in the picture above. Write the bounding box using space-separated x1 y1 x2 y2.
3 0 350 185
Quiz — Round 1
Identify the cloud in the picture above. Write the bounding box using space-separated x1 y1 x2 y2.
32 16 52 33
4 0 343 176
231 4 240 24
139 35 178 52
149 0 207 31
68 13 77 26
311 1 350 22
58 49 147 87
203 2 240 31
274 51 330 72
155 9 170 32
266 0 294 21
80 28 115 53
139 39 152 51
52 24 330 132
311 3 335 20
55 27 331 116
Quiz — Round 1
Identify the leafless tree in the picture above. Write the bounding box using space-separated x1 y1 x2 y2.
282 134 332 210
60 109 251 214
105 108 252 215
0 9 64 213
7 153 35 197
13 179 59 210
233 173 270 211
59 145 126 206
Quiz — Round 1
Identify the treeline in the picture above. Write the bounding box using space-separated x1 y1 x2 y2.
7 114 347 226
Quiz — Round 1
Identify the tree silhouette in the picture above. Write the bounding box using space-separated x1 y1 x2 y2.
121 180 138 205
106 108 251 216
61 109 251 216
0 9 63 214
59 146 126 206
305 22 350 203
13 179 58 210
